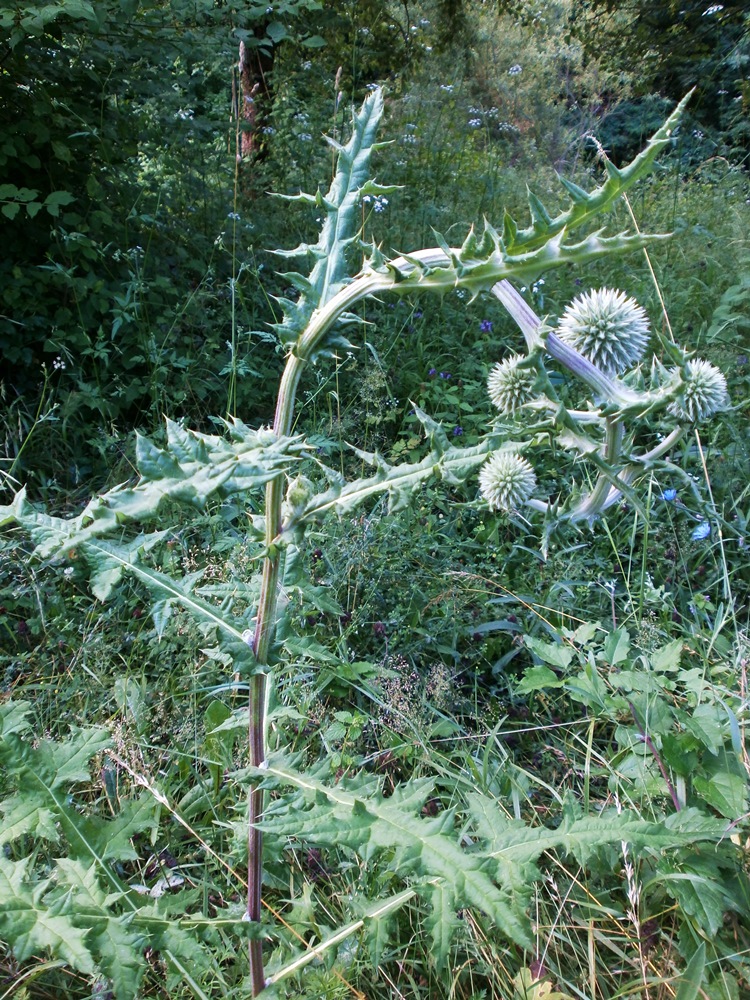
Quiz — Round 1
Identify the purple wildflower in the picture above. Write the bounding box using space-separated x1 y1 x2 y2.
428 368 437 376
453 426 463 436
480 319 493 333
439 372 452 379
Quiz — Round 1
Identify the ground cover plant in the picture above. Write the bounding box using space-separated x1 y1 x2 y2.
1 77 749 1000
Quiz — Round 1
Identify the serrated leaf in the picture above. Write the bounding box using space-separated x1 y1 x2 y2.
90 912 148 999
424 881 461 970
0 856 96 974
0 790 60 844
257 756 533 949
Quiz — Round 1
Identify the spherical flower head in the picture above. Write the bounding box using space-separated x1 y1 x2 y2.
487 354 536 414
557 288 650 377
479 452 536 511
668 359 728 423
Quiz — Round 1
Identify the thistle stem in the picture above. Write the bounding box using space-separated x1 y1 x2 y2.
247 361 302 994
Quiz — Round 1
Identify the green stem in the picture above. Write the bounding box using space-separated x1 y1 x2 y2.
246 374 301 993
572 419 625 521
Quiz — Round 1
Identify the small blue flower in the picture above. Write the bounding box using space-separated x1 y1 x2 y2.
662 489 677 502
414 310 423 319
439 372 452 379
480 319 493 333
691 521 711 540
453 426 463 436
428 368 437 376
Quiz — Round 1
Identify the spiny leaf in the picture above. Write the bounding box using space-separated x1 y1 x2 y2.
80 543 257 672
271 88 386 350
424 881 461 970
527 189 552 228
0 856 96 975
49 858 149 998
254 755 533 953
503 91 692 253
470 795 727 889
297 429 518 522
0 423 306 562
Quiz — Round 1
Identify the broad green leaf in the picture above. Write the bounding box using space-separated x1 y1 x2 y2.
693 767 747 819
516 665 566 695
265 20 287 42
513 967 575 1000
0 700 32 737
650 638 683 672
525 636 574 669
602 627 630 665
684 703 727 756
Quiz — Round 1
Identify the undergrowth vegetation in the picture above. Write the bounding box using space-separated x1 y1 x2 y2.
2 2 750 999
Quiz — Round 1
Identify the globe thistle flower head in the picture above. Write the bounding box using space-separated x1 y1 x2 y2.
668 359 728 423
557 288 650 377
487 354 537 414
479 452 536 511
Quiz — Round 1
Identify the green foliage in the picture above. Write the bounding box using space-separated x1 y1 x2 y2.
0 701 260 998
254 752 726 970
2 35 749 999
572 1 750 161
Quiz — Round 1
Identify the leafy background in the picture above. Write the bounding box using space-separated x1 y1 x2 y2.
1 1 750 998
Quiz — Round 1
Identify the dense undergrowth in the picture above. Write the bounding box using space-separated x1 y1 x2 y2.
2 2 750 998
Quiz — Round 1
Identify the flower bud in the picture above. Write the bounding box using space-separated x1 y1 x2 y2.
668 359 728 423
487 354 537 414
284 475 314 517
479 452 536 511
557 288 650 377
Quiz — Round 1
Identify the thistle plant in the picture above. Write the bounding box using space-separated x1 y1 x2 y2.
556 286 650 376
485 278 729 532
0 88 733 996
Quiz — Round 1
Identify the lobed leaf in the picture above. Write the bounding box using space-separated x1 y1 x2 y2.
0 856 97 976
270 88 387 352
